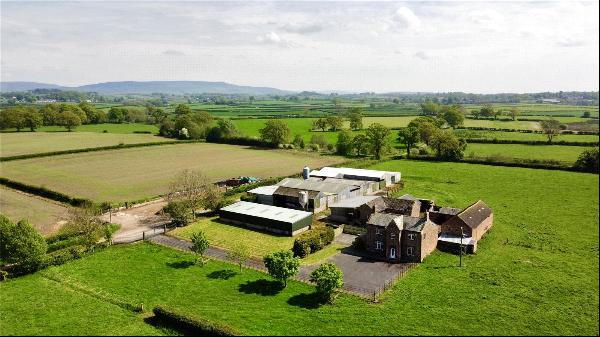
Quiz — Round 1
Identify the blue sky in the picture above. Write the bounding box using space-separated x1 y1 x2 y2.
1 1 598 93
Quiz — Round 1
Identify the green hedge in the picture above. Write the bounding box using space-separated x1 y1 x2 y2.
0 139 202 162
152 306 242 336
465 138 598 146
293 226 335 258
0 177 93 207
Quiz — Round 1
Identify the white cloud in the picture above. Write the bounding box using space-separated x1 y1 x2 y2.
256 31 296 47
413 51 430 60
162 49 185 56
391 7 421 31
280 22 323 35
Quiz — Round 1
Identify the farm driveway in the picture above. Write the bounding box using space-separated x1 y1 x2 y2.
101 199 170 243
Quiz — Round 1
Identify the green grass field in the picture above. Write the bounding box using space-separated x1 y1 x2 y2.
0 131 169 157
0 273 167 336
171 217 296 259
1 160 597 335
0 187 69 236
32 123 159 134
464 144 590 163
455 129 599 142
0 143 343 203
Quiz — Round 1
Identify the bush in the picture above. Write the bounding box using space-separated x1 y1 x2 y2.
41 244 89 268
292 226 335 258
0 215 47 271
573 148 599 173
310 263 344 304
152 306 241 336
351 235 365 250
263 250 300 287
0 177 93 207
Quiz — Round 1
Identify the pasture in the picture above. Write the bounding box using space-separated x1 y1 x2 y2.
0 131 169 157
1 160 597 335
171 217 296 259
455 129 599 143
464 143 590 163
0 273 166 336
0 143 343 203
34 123 159 134
0 187 69 235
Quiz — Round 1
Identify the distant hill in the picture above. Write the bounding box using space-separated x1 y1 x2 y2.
0 81 66 92
0 81 292 95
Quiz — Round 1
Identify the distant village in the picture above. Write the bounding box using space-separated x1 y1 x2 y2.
219 166 493 263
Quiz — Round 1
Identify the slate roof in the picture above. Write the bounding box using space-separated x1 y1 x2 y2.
381 197 420 215
367 213 402 227
455 200 493 229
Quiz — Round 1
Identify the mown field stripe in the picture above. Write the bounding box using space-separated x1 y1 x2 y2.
0 139 203 162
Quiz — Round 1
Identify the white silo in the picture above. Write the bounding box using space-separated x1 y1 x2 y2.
302 166 310 180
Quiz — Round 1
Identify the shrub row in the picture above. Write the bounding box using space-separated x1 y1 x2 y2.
206 135 275 148
152 306 242 336
405 155 598 174
41 244 89 268
292 226 335 258
465 138 599 146
0 177 93 207
132 130 153 134
0 139 201 162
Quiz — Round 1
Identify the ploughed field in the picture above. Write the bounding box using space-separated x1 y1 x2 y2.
0 187 68 236
0 131 169 157
1 160 597 335
0 142 343 203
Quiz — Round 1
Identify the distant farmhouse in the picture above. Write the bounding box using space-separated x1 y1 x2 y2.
219 166 493 263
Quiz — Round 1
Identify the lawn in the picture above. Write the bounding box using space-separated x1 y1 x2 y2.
464 143 591 163
0 143 343 203
1 160 596 335
0 131 169 157
0 187 69 236
171 217 296 259
0 273 167 336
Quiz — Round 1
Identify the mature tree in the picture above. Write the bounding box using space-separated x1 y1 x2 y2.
79 102 103 124
325 116 344 131
259 119 290 146
61 104 87 124
125 109 147 123
397 126 420 158
227 243 251 272
508 107 521 121
335 129 354 156
60 110 82 131
292 134 305 149
0 215 47 270
39 103 61 125
416 122 438 146
310 134 329 149
582 111 591 118
22 108 42 131
313 118 328 132
263 250 300 287
147 106 169 124
215 118 238 138
192 111 213 126
62 206 106 248
159 119 175 137
309 263 344 304
190 231 210 265
430 130 466 160
471 109 480 120
365 123 392 160
540 119 562 143
0 107 25 131
175 104 192 115
479 104 495 119
108 107 126 123
420 101 440 116
164 200 194 226
573 148 599 173
352 134 369 156
168 169 222 221
439 105 464 128
348 113 363 130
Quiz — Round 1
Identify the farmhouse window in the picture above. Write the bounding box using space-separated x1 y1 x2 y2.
390 232 396 239
407 247 414 256
376 241 383 250
376 229 383 236
408 233 416 240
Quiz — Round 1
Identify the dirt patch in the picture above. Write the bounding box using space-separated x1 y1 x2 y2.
101 199 170 242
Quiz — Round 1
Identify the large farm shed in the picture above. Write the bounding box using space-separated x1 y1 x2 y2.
219 201 313 236
309 167 401 187
273 177 363 212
